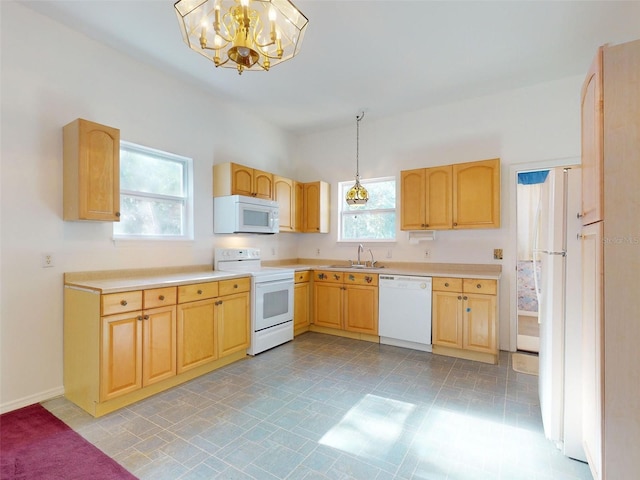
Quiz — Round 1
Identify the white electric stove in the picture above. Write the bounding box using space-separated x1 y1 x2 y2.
214 248 294 355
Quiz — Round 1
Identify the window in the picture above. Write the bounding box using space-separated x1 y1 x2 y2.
338 177 396 242
113 141 193 239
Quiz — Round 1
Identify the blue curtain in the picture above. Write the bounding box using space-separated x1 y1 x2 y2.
518 170 549 185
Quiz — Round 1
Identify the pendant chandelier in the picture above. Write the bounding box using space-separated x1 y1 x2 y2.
345 112 369 205
174 0 308 75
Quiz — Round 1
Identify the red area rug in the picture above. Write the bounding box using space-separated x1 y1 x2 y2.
0 403 137 479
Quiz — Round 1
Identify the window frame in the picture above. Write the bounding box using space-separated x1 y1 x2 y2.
113 141 194 241
337 176 397 243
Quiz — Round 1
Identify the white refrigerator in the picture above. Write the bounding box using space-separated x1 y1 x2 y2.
534 167 586 461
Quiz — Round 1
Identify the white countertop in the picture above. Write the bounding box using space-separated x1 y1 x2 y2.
64 267 251 294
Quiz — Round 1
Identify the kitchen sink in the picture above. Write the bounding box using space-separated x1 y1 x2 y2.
323 264 385 270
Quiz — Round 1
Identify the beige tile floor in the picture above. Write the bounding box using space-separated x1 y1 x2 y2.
43 333 592 480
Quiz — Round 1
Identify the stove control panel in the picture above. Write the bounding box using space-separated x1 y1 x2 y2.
215 248 261 262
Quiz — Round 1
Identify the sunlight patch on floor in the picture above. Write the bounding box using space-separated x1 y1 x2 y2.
319 394 416 458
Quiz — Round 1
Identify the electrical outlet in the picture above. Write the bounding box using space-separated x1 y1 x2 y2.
316 248 320 256
271 247 276 256
386 249 392 259
494 248 503 260
42 253 54 268
424 249 431 259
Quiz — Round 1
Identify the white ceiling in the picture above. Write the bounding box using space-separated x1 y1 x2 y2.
20 0 640 134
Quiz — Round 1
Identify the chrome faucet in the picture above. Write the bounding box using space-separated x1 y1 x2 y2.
357 244 364 265
368 248 376 267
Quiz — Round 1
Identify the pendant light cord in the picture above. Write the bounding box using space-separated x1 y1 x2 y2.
356 112 364 179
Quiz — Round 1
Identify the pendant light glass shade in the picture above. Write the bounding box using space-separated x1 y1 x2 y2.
346 112 368 205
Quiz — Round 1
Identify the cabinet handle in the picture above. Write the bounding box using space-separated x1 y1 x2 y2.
425 224 429 227
144 315 149 320
120 300 128 306
333 274 340 280
457 296 462 300
453 222 458 227
476 284 482 289
233 284 238 289
463 296 468 300
137 315 143 321
197 289 203 294
115 212 121 217
577 212 584 219
159 295 165 300
444 282 449 287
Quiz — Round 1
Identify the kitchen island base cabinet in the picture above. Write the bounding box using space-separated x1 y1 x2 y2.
64 277 250 418
432 277 498 364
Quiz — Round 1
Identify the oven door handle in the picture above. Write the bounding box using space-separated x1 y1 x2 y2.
255 279 294 289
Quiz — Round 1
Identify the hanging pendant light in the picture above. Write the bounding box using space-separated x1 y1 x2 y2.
345 112 369 205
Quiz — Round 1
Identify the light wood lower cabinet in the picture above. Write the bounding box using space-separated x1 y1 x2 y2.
64 276 249 417
294 271 311 335
432 277 498 364
311 270 378 339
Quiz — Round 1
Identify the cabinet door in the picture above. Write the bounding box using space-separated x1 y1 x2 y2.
400 168 426 230
294 181 304 232
452 158 500 229
580 47 604 226
344 285 378 335
176 298 217 373
100 311 142 401
432 291 462 347
462 294 496 354
581 222 602 477
313 283 343 329
303 181 330 233
143 305 176 386
218 292 250 357
231 163 254 197
63 118 120 221
253 169 274 199
294 282 310 333
425 166 453 229
274 175 294 232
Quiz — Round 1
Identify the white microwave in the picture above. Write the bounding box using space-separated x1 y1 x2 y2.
213 195 279 234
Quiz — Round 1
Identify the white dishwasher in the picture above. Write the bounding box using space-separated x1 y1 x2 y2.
378 275 432 352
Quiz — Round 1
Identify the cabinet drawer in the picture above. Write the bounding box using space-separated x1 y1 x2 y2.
144 287 177 309
344 272 378 286
295 271 310 283
178 282 219 303
219 277 251 296
463 278 497 295
102 291 143 316
314 270 343 284
432 277 463 292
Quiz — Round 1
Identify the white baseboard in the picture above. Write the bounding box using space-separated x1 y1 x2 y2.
0 386 65 414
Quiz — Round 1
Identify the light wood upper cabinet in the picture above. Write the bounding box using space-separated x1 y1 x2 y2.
452 158 500 229
401 159 499 231
63 118 120 221
303 181 330 233
294 181 304 233
401 166 452 230
580 47 604 226
274 175 295 232
213 162 273 199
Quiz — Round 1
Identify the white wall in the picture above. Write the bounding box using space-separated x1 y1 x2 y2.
0 2 297 412
293 75 583 353
0 1 585 412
